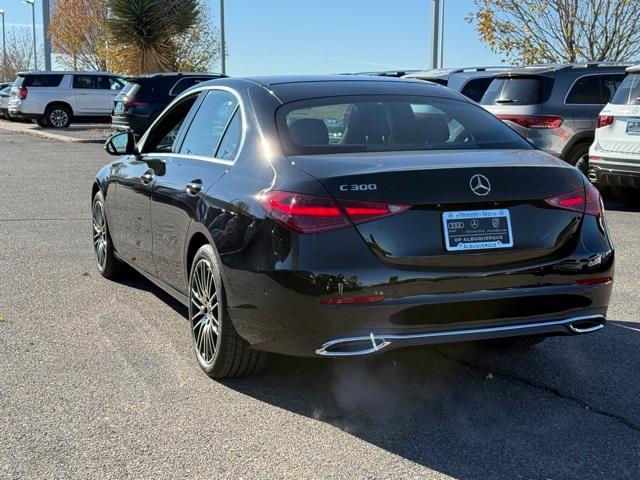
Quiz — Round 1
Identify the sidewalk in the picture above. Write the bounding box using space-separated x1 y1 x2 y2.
0 119 112 144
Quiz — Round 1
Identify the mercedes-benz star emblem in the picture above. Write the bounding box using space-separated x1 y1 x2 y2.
470 174 491 196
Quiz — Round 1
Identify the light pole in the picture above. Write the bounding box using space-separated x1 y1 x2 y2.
430 0 440 69
23 0 37 71
0 10 6 81
220 0 226 75
42 0 51 71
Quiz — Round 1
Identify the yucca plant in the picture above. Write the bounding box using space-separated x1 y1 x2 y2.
107 0 200 73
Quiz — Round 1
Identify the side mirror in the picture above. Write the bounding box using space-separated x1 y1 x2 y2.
105 131 136 156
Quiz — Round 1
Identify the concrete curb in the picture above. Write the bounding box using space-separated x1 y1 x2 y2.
0 120 106 144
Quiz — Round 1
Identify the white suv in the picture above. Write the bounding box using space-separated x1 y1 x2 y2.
8 71 125 128
589 65 640 197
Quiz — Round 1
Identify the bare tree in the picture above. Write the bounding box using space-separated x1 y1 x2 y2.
467 0 640 64
4 28 43 80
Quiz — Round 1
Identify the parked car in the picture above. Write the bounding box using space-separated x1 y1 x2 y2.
8 71 125 128
94 75 613 378
589 64 640 199
480 63 629 172
0 81 12 90
404 66 513 101
111 72 226 136
0 86 12 119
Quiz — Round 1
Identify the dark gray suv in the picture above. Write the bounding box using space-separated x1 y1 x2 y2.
480 63 630 171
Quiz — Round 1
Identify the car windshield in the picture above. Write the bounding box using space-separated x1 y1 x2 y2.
277 95 531 155
610 74 640 105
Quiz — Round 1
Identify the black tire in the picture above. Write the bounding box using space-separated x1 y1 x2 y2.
566 142 590 175
92 190 121 279
44 104 72 128
189 244 266 378
32 117 50 128
485 336 545 350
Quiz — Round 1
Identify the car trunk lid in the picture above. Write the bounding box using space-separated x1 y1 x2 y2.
290 149 585 269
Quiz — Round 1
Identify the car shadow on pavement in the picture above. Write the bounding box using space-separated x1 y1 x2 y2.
220 322 640 479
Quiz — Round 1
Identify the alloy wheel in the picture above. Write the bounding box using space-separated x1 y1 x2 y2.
92 199 107 270
190 259 220 366
49 109 69 127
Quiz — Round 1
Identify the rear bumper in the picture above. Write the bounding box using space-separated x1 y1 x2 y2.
588 155 640 188
111 113 149 135
8 109 41 121
223 216 614 357
247 283 611 357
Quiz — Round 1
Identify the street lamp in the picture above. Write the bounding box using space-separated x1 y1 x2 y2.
0 9 6 81
220 0 226 75
23 0 37 71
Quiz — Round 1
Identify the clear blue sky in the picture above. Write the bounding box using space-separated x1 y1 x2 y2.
0 0 505 74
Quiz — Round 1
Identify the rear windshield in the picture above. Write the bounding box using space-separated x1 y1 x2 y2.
610 74 640 105
21 74 64 87
481 76 551 105
277 95 531 155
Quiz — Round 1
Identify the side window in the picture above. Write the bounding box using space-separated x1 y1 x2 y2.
22 74 64 87
142 94 201 154
601 74 625 103
73 75 101 89
216 109 242 160
460 78 493 102
180 90 238 157
105 76 125 91
566 75 623 104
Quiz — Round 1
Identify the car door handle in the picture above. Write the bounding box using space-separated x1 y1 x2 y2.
141 171 154 185
186 179 203 196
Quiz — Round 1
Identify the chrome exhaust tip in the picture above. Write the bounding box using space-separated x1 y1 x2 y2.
316 333 391 357
315 314 607 357
569 316 605 334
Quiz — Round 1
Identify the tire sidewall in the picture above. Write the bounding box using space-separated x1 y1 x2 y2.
189 245 227 375
46 105 72 129
568 143 590 174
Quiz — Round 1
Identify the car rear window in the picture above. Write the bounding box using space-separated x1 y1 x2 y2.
481 76 551 105
610 74 640 105
277 95 531 155
21 74 64 87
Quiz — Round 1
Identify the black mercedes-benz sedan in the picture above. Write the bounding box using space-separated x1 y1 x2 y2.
93 75 614 378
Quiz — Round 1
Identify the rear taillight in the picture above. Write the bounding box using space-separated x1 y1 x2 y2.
544 183 604 218
18 87 28 100
496 114 563 129
258 190 410 234
123 97 147 108
596 115 614 128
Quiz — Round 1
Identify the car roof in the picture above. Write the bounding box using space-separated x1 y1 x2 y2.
16 70 115 76
494 62 633 78
126 72 226 82
404 66 513 81
241 74 458 103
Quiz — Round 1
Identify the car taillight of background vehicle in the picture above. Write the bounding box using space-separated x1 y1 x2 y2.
18 87 28 100
496 114 563 129
258 190 410 233
544 183 604 218
597 115 614 128
123 97 148 108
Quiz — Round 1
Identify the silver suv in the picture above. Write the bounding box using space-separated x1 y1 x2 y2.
403 66 513 101
480 63 630 172
8 71 124 128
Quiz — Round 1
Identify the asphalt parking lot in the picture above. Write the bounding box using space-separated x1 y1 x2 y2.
1 128 640 479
